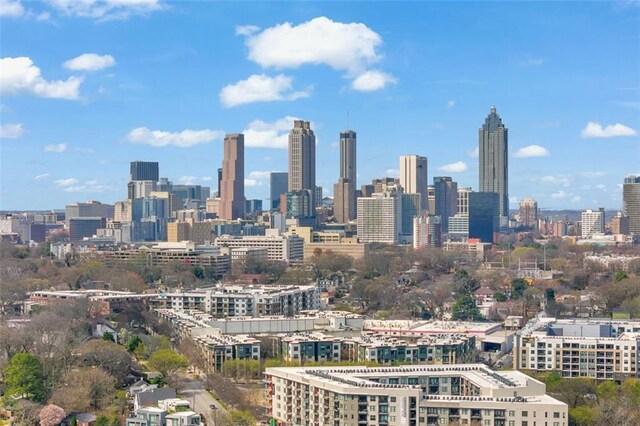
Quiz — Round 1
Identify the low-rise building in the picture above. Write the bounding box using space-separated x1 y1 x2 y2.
265 364 568 426
193 333 261 371
214 230 304 263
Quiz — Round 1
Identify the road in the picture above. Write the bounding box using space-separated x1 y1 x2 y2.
180 377 229 426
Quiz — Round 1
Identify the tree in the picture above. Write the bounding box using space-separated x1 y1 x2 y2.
79 339 133 385
50 368 116 412
228 409 256 426
126 335 143 353
39 405 65 426
102 331 115 342
510 278 527 300
3 353 46 402
493 292 507 302
615 271 629 282
451 295 482 321
148 349 188 377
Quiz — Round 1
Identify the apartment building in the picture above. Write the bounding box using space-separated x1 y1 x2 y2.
193 333 261 371
265 364 567 426
214 230 304 263
515 318 640 380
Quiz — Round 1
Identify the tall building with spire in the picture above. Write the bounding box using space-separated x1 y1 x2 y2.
334 130 357 223
219 134 245 220
399 155 428 211
288 120 316 214
479 106 509 222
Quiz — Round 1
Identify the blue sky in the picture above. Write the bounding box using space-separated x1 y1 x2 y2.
1 0 639 211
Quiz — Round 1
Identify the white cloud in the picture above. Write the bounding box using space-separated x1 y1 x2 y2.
571 196 582 203
537 175 571 187
64 53 116 71
34 173 50 180
513 144 550 158
36 11 51 21
595 184 607 191
54 178 78 186
235 24 260 36
240 16 395 89
0 123 24 138
219 74 310 108
468 147 479 158
48 0 164 20
509 196 519 204
245 179 262 187
550 190 567 199
351 70 396 92
446 100 456 108
581 121 637 138
201 176 212 182
581 171 605 178
44 143 67 153
0 0 24 17
63 180 113 193
126 127 224 148
248 171 272 180
0 57 83 100
438 161 468 173
519 58 545 67
178 176 198 185
242 116 297 149
386 169 399 178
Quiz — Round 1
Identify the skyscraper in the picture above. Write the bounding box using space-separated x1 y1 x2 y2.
581 209 605 238
270 172 288 210
479 106 509 222
216 167 223 198
433 176 458 233
357 185 402 244
399 155 429 211
333 130 358 222
130 161 159 181
288 120 316 211
623 175 640 235
219 134 245 220
469 192 499 243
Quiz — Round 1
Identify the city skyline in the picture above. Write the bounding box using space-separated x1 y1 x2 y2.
1 1 639 210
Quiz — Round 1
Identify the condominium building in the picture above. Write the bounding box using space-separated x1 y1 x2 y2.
265 364 567 426
413 215 442 249
580 208 605 238
193 333 261 371
518 198 538 230
357 185 402 244
515 318 640 380
280 332 343 363
214 230 304 262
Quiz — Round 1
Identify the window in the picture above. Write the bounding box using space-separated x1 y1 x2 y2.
390 417 396 422
509 411 516 417
522 411 529 417
553 413 560 419
370 415 376 421
390 397 396 403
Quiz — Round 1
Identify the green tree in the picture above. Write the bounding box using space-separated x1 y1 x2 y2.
192 266 205 280
3 353 46 402
493 292 507 302
228 409 256 426
451 295 483 321
126 335 142 353
615 271 629 282
569 406 596 426
544 287 556 302
102 331 115 342
511 278 527 300
148 349 188 377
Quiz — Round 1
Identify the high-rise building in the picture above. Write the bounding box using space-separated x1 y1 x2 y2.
270 172 288 210
216 168 223 197
219 134 245 220
433 177 458 233
288 120 316 210
340 130 357 183
469 192 499 243
314 186 323 208
413 214 442 249
401 192 421 241
357 185 402 244
581 209 605 238
285 190 313 219
427 185 436 214
519 198 538 230
333 178 355 223
612 212 630 235
479 106 509 221
623 175 640 235
399 155 428 211
65 201 114 227
130 161 159 181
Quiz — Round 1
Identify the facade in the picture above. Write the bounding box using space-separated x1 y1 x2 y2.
413 215 442 249
401 193 422 241
581 209 605 238
433 177 458 233
280 333 343 363
340 130 357 184
612 212 630 235
68 217 106 240
519 198 538 230
334 178 356 223
285 190 313 219
399 155 429 212
265 364 567 426
468 192 499 243
130 161 159 181
65 201 114 226
214 230 304 262
479 106 509 221
623 175 640 235
288 120 316 209
270 172 289 210
357 185 402 244
515 318 640 380
219 133 245 220
193 333 261 371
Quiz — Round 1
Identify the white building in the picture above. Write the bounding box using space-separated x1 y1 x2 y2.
265 364 567 426
214 229 303 262
399 155 429 212
581 209 605 238
357 185 402 244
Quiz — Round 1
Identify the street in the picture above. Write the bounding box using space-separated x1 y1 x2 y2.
180 378 229 426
